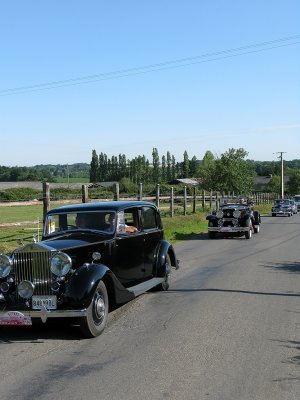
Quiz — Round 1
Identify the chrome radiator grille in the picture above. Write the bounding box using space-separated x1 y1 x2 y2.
222 209 234 218
12 252 53 296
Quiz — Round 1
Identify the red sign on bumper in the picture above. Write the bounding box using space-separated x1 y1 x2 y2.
0 311 32 326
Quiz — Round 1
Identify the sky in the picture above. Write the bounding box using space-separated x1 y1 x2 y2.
0 1 299 167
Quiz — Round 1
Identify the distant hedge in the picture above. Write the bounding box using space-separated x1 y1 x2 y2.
0 184 198 202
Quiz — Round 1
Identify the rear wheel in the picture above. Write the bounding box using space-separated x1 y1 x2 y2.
79 280 108 338
156 254 171 291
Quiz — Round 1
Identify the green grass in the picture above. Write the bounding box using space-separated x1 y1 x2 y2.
162 211 208 243
0 203 273 254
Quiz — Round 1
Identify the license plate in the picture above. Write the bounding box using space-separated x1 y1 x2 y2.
32 296 57 310
221 227 232 232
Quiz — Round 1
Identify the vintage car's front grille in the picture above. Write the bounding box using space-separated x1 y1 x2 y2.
222 209 235 218
12 251 53 299
223 220 234 227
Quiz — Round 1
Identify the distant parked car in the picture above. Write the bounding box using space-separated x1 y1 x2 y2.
206 198 261 239
289 200 298 214
0 201 179 337
294 195 300 211
271 199 293 217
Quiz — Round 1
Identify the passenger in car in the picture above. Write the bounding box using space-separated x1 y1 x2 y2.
114 212 138 233
76 214 89 228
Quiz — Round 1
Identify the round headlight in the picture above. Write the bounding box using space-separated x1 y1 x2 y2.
216 210 224 219
18 280 35 299
0 254 12 278
50 252 72 277
233 210 241 218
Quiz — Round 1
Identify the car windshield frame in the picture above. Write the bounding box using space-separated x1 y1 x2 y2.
44 210 117 236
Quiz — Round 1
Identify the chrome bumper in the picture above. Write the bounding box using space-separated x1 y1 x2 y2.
0 307 87 324
273 211 290 216
208 226 256 233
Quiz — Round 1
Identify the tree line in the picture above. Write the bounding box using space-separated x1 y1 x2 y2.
1 148 300 194
89 148 300 194
89 148 199 184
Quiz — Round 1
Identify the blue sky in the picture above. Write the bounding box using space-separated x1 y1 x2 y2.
0 1 299 167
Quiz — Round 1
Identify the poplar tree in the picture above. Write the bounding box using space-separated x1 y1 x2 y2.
90 149 99 182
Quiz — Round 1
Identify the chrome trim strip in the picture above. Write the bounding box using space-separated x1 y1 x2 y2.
208 227 250 232
0 309 87 319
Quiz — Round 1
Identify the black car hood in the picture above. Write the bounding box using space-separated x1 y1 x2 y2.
41 232 114 252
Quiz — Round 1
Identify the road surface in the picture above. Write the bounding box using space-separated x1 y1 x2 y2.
1 213 300 400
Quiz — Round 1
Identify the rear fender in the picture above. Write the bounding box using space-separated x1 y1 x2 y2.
156 240 179 277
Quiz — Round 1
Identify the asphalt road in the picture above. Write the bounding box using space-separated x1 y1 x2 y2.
1 213 300 400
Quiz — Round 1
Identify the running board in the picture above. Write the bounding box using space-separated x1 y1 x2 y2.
128 277 165 297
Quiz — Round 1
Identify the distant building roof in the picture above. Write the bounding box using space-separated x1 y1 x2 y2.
170 178 200 186
88 182 118 188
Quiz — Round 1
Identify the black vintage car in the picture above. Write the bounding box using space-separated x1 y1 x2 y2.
271 199 293 217
0 201 179 337
206 199 261 239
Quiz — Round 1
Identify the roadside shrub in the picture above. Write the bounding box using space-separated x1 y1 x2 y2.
50 188 82 200
0 188 41 202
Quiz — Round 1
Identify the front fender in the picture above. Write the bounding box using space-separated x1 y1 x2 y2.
64 263 135 307
64 263 109 307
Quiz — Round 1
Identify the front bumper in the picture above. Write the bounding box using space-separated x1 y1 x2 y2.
272 211 291 216
0 306 87 325
208 226 256 233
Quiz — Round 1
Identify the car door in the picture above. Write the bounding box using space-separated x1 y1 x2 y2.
114 209 145 287
141 206 163 279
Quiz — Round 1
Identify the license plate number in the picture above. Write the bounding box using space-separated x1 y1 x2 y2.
32 296 57 310
221 227 232 232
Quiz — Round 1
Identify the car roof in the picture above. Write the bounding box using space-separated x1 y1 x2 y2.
47 200 157 215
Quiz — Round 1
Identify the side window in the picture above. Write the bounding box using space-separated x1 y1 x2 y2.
116 209 139 233
142 207 157 230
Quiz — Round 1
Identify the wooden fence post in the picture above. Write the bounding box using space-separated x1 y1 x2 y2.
183 186 187 216
114 182 120 201
170 187 174 217
43 182 50 224
137 182 143 201
192 186 196 213
202 190 205 210
215 192 219 210
156 184 160 208
82 185 88 203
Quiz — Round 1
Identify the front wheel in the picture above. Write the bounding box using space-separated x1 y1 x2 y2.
254 225 260 233
79 280 108 338
245 222 253 239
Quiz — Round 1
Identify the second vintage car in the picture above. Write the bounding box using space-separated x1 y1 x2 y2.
0 201 179 337
206 198 261 239
271 199 293 217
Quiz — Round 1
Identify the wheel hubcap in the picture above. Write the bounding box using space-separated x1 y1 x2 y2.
94 292 105 324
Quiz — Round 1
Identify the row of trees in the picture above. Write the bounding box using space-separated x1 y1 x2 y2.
1 148 300 195
89 148 199 184
90 147 300 195
0 164 90 182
